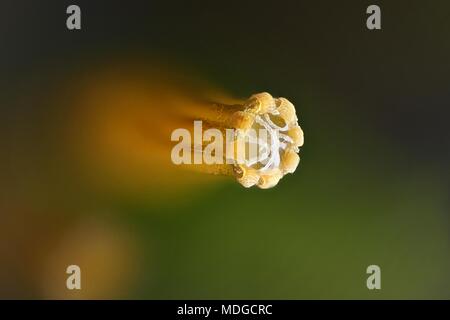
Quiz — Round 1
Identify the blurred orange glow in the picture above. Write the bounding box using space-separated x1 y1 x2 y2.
63 62 243 198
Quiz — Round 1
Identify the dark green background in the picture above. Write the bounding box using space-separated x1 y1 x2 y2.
1 0 449 298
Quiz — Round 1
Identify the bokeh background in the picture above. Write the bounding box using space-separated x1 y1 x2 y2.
1 0 449 299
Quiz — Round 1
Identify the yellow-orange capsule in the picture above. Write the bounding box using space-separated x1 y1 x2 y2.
172 92 304 189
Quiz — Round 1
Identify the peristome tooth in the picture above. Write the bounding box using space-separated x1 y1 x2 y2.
235 165 260 188
281 149 300 174
276 98 297 124
288 126 304 147
248 92 276 114
257 169 283 189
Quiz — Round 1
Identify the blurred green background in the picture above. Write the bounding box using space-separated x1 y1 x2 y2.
1 0 449 299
